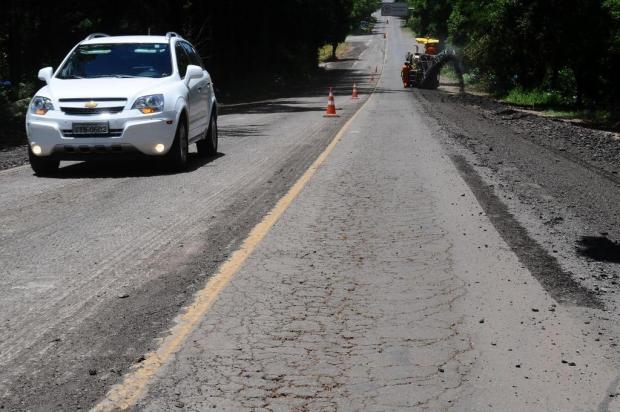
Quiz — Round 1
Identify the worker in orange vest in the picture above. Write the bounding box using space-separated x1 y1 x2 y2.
401 61 411 88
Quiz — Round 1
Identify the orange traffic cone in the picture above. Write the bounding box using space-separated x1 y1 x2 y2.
351 83 359 99
323 87 338 117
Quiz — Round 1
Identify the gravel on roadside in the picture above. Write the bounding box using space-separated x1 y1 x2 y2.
416 86 620 317
442 91 620 178
0 145 28 171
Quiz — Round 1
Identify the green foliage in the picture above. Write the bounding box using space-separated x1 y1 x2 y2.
0 0 374 88
351 0 381 22
406 0 452 39
320 0 354 59
503 87 573 108
603 0 620 108
0 88 29 146
407 0 619 112
0 90 11 126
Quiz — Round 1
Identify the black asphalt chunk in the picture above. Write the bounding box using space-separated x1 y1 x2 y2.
577 236 620 263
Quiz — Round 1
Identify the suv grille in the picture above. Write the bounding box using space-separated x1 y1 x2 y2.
62 129 123 138
61 107 125 115
58 98 127 102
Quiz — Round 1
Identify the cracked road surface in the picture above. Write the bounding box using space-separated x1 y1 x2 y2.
130 20 620 412
2 17 620 412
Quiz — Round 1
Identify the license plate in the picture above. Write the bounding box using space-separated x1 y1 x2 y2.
72 122 109 135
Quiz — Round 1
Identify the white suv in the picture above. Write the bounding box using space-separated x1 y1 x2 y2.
25 32 218 175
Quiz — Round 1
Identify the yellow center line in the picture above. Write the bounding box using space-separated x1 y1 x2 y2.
92 91 375 411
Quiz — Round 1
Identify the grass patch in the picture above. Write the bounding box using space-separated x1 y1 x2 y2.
544 109 613 124
502 87 572 109
501 87 618 129
318 43 350 63
542 109 581 119
435 69 618 131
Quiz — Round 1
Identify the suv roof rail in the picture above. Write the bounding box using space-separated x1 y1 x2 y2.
85 33 110 40
165 32 183 40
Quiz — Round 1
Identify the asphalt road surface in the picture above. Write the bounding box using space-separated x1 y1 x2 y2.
2 18 620 412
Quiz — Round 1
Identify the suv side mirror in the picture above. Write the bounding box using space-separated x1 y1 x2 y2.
184 65 203 86
38 67 53 84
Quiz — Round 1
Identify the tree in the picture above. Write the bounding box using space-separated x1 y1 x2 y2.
351 0 382 23
318 0 354 60
409 0 619 109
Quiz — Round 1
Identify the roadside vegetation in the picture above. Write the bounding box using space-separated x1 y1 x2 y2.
319 43 352 63
0 0 380 147
407 0 620 129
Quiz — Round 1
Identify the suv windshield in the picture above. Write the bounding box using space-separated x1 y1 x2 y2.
57 43 172 79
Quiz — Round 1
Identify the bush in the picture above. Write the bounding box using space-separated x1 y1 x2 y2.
0 87 29 147
0 89 11 124
503 87 574 109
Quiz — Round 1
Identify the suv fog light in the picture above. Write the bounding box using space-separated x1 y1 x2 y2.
154 143 165 153
32 145 42 155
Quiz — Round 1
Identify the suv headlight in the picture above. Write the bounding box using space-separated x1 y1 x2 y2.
30 96 54 115
132 94 164 114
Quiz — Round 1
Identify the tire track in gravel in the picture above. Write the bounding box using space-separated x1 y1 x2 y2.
413 87 618 309
450 154 602 308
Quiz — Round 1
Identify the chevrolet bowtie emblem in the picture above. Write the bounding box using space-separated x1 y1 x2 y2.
84 101 98 108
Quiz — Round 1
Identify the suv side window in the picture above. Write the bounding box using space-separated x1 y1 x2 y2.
180 41 204 69
175 42 190 78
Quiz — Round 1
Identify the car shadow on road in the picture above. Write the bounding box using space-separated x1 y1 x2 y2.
219 68 374 116
220 101 325 115
219 125 265 139
321 57 361 63
48 152 225 179
371 86 419 94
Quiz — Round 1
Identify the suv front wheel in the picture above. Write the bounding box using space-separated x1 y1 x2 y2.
29 147 59 176
196 114 218 157
165 119 188 171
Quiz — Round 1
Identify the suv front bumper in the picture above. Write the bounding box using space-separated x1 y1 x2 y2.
26 110 178 158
